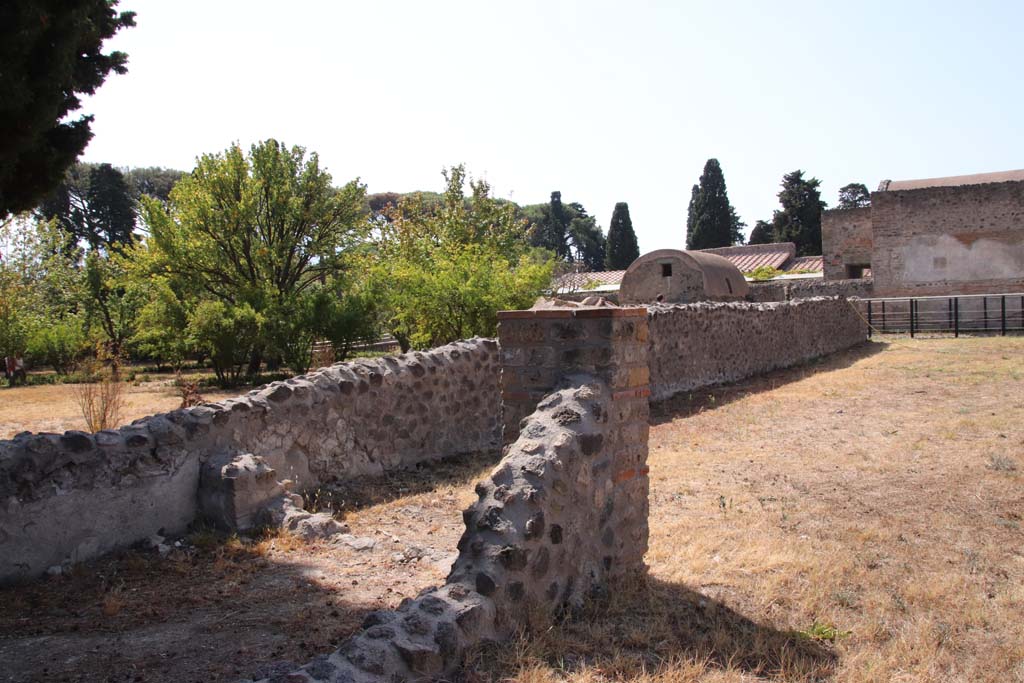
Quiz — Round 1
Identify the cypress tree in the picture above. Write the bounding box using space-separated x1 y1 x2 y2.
605 202 640 270
771 170 826 256
529 191 571 260
685 184 699 249
747 219 775 245
685 159 742 250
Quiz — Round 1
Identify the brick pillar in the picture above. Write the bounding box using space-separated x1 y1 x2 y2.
497 306 651 573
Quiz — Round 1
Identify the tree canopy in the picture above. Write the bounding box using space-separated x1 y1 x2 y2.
142 139 370 377
525 192 606 271
605 202 639 269
837 182 871 209
685 159 744 249
771 170 826 256
0 0 135 218
747 219 775 245
37 163 137 252
368 166 553 350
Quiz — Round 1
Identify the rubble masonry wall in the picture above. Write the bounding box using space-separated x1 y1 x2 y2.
0 339 501 582
647 298 868 402
265 306 652 682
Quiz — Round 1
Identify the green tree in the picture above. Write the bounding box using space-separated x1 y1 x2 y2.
605 202 640 269
529 191 570 259
143 139 369 376
565 203 606 271
370 166 554 350
0 1 135 218
526 194 606 270
131 277 192 370
837 182 871 209
127 167 186 205
187 301 264 386
686 159 744 249
771 170 826 256
83 249 146 356
37 163 137 252
748 219 775 245
0 217 87 370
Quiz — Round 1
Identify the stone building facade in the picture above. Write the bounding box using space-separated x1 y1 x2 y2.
822 170 1024 297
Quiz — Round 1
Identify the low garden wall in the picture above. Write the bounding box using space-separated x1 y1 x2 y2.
262 306 652 682
647 297 868 401
0 339 501 582
0 298 866 584
747 277 874 302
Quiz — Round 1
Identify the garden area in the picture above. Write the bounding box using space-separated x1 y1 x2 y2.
2 337 1021 682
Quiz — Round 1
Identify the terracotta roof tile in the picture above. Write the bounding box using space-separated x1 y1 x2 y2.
555 270 626 290
880 169 1024 192
699 243 795 273
785 255 823 273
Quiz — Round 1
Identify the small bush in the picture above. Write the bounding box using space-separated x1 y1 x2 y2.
988 454 1018 472
744 265 786 281
26 319 89 375
72 351 126 432
175 372 205 408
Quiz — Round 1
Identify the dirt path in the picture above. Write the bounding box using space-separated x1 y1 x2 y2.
0 455 494 683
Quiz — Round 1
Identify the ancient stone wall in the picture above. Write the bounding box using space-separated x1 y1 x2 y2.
747 277 874 302
871 182 1024 296
646 298 868 402
822 207 874 280
263 307 651 683
0 339 500 582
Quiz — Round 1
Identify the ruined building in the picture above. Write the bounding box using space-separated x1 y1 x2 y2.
823 169 1024 296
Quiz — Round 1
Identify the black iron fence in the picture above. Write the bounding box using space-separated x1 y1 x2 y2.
860 294 1024 337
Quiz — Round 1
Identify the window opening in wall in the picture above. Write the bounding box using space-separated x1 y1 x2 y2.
846 264 868 279
725 277 733 294
661 263 672 277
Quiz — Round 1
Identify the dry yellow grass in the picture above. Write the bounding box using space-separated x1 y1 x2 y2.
0 379 241 437
1 337 1021 682
469 336 1024 683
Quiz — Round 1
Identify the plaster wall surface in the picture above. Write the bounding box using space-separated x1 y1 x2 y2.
0 339 500 582
871 182 1024 296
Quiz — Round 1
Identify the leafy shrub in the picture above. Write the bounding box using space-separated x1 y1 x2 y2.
27 318 89 374
187 301 263 387
744 265 786 281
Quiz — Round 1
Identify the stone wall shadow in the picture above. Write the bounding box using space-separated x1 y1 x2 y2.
650 340 887 426
465 576 837 680
0 539 387 682
310 447 502 514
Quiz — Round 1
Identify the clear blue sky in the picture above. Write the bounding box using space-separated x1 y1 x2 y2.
80 0 1024 253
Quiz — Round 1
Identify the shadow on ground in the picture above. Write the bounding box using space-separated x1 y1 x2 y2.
0 534 388 683
464 575 837 681
306 448 502 515
650 340 887 426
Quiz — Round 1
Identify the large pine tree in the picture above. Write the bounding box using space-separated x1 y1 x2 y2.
685 159 743 250
37 162 136 252
605 202 639 270
771 170 826 256
527 192 607 270
0 0 136 218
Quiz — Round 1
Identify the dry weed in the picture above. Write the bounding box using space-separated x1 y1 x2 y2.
72 350 126 432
